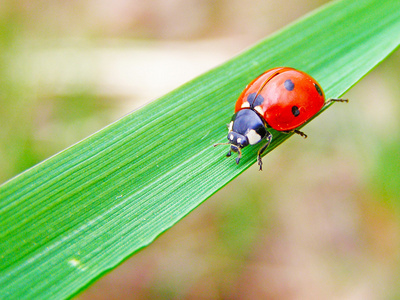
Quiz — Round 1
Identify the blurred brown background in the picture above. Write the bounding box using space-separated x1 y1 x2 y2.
1 0 399 299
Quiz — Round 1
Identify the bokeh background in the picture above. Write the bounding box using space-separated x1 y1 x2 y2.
1 0 399 299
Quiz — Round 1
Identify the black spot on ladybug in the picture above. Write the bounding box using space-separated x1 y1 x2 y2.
284 79 294 91
292 106 300 117
247 93 264 108
314 83 323 96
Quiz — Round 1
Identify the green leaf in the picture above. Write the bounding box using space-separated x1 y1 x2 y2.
1 0 399 298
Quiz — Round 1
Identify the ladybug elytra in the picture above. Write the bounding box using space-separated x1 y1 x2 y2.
214 67 348 170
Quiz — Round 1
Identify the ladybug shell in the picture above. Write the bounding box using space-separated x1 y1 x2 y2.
234 67 325 131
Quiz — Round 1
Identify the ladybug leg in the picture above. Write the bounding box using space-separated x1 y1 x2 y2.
257 134 272 171
235 149 242 164
324 98 349 105
293 129 307 139
283 129 307 139
226 150 232 157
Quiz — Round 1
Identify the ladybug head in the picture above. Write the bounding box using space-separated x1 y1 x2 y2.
225 131 248 165
213 135 246 164
227 131 249 149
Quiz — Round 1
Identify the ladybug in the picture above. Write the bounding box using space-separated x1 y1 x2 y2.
214 67 348 170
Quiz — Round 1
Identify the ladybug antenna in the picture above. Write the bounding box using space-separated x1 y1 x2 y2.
213 142 230 147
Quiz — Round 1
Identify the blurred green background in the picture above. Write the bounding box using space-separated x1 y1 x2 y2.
1 0 399 299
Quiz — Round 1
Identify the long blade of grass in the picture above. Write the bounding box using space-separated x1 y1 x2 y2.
1 0 400 298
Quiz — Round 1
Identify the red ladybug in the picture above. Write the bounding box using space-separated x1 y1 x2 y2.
215 67 347 170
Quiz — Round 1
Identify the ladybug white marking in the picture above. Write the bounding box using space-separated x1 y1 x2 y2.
229 134 234 140
241 102 250 108
228 121 233 132
254 105 264 116
246 129 262 145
